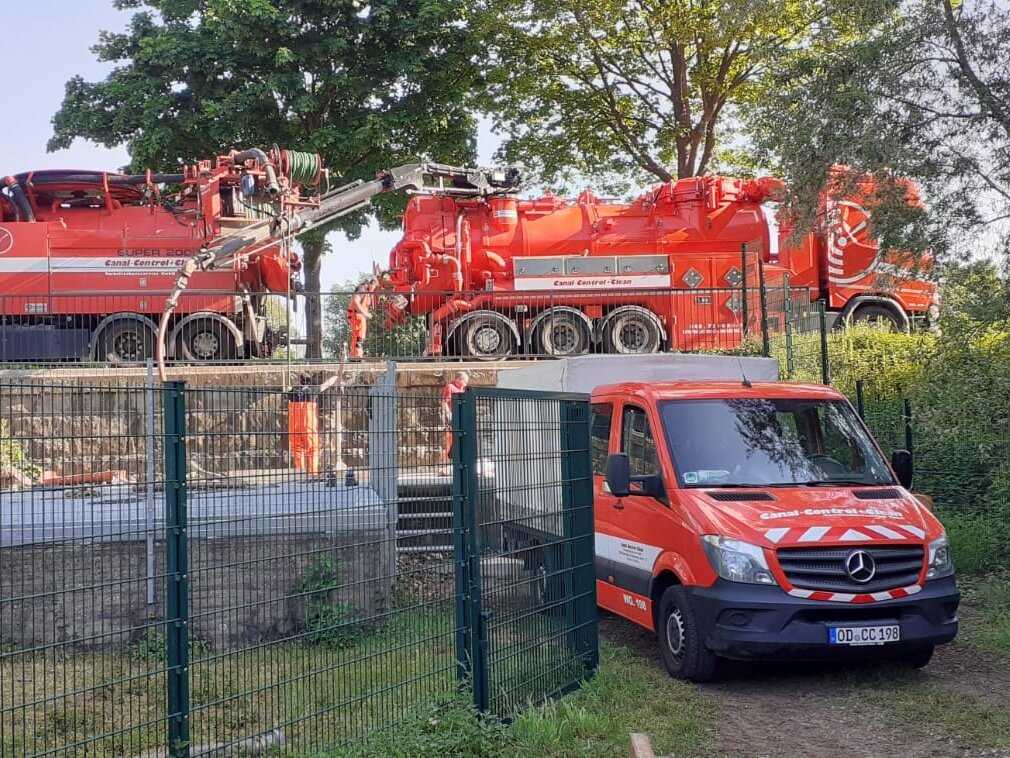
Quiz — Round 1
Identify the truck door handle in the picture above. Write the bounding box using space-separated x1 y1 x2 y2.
612 500 624 510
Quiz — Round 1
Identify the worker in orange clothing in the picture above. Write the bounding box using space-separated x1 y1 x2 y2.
441 371 469 474
347 278 378 359
288 372 341 476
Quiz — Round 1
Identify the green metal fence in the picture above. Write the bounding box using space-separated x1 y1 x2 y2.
855 383 1010 573
0 379 597 756
452 389 598 717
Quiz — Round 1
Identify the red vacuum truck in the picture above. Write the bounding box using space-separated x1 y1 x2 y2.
364 171 937 359
0 149 509 363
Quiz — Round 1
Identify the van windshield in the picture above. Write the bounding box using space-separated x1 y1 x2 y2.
659 398 895 488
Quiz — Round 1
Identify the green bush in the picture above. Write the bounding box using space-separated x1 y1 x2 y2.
775 324 933 398
0 419 40 481
293 556 362 648
813 327 1010 574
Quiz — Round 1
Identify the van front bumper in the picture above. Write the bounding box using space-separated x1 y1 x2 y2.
688 576 959 660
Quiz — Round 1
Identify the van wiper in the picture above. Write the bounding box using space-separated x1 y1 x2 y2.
795 479 877 487
696 483 771 489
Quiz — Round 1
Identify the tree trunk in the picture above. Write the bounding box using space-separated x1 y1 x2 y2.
302 238 325 360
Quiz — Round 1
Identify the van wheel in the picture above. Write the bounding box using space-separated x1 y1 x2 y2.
899 645 934 669
657 585 717 682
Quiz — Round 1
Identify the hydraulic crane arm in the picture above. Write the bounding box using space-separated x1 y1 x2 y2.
156 158 521 378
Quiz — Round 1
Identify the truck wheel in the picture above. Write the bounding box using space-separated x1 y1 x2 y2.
603 306 663 354
96 319 155 364
899 645 934 669
458 313 517 360
178 318 238 361
848 304 905 331
657 585 717 682
533 310 591 356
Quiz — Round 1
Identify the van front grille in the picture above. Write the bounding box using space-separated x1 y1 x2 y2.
776 545 924 593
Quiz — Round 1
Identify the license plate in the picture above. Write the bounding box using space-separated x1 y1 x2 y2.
829 625 900 646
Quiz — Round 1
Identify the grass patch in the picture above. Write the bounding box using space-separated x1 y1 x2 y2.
957 574 1010 655
509 642 712 757
334 641 713 757
2 606 460 757
837 666 1010 752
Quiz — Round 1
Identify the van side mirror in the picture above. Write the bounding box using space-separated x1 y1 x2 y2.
892 449 913 489
605 453 631 498
606 452 667 503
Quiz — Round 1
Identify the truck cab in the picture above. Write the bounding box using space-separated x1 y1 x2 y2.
591 380 959 681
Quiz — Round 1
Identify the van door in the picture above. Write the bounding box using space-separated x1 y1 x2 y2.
597 403 665 626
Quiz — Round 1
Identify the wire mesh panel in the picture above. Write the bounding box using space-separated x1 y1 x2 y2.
180 376 464 753
860 392 1010 572
0 380 168 756
454 389 598 718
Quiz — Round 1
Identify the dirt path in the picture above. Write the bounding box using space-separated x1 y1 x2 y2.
599 613 1010 758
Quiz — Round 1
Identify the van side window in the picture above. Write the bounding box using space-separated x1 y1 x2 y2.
622 405 659 476
590 403 613 476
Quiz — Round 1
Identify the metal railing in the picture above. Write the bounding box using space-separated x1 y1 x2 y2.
0 282 813 367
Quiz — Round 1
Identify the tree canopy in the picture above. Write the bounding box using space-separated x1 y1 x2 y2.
752 0 1010 260
480 0 888 187
50 0 481 356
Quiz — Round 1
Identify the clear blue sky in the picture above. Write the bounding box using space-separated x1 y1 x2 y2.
0 1 499 294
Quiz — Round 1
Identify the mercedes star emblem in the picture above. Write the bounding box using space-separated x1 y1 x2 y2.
0 227 12 255
845 550 877 583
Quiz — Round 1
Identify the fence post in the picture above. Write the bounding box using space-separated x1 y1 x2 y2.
560 399 599 674
163 381 190 758
819 302 830 385
146 360 157 606
903 399 914 453
783 275 794 378
856 380 865 420
452 389 489 712
758 255 770 357
369 362 399 587
740 244 749 339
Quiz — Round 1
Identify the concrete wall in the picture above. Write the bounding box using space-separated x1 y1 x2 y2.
0 531 393 651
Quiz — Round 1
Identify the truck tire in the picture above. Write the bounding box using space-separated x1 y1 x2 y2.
848 304 905 331
657 585 717 682
602 306 663 354
532 309 591 356
457 313 517 360
96 318 155 364
177 318 238 361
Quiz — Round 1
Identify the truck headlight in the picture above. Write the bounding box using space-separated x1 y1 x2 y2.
702 536 776 585
927 533 955 579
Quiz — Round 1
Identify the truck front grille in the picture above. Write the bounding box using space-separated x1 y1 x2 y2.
776 545 924 593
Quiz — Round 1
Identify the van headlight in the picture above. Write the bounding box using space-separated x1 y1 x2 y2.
702 536 776 585
927 533 954 579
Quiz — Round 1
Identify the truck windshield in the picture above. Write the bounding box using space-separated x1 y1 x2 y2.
659 398 895 488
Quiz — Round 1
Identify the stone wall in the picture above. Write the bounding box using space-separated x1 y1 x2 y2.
0 363 504 481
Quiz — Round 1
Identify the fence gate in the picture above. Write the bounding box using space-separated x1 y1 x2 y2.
452 388 598 717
